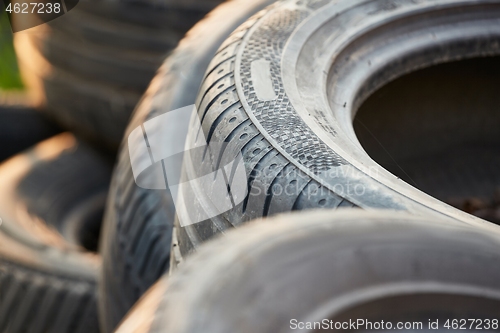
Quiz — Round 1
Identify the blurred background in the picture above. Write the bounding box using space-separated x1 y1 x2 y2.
0 10 23 92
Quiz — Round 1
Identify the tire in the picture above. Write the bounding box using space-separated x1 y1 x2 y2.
11 134 113 251
15 33 141 149
170 0 500 262
98 1 277 332
47 7 181 51
0 93 61 162
76 0 221 32
28 27 164 90
0 133 112 332
116 210 500 333
14 0 223 150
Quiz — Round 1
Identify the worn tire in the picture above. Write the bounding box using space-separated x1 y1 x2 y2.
0 93 61 162
14 0 223 149
170 0 500 262
10 134 113 251
28 27 165 90
98 1 276 332
0 133 112 332
117 210 500 333
47 6 181 51
15 33 141 149
75 0 221 32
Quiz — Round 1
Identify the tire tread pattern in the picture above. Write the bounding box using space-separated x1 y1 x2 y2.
0 260 98 333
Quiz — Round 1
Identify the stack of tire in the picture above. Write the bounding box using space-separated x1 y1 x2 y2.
0 132 111 333
14 0 223 150
3 0 500 332
2 0 223 332
99 0 500 332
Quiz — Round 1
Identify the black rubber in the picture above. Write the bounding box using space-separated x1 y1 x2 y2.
14 0 223 150
0 133 112 332
14 135 113 251
354 56 500 225
0 94 61 162
47 7 181 51
117 210 500 333
170 0 500 263
28 28 164 90
76 0 221 32
15 33 141 150
98 1 277 332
